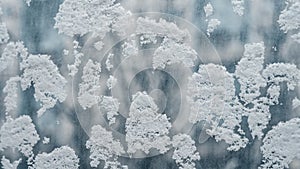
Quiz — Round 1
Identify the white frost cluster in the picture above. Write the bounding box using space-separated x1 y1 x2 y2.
0 116 39 157
231 0 245 16
293 97 300 109
262 63 300 91
20 54 68 117
33 146 79 169
78 59 102 109
0 42 28 73
3 77 21 117
99 96 120 125
153 38 197 69
207 19 221 36
125 92 171 154
235 42 266 104
122 39 138 59
204 3 214 17
172 134 200 169
1 156 21 169
54 0 131 38
187 64 248 151
67 41 84 77
0 23 9 44
86 125 125 168
278 0 300 43
136 17 190 43
260 118 300 169
105 53 114 71
107 75 117 90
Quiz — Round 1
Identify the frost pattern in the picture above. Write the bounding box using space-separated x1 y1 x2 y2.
78 59 102 109
67 41 83 77
235 42 266 104
0 23 9 44
187 64 248 151
86 125 125 168
99 96 120 126
260 118 300 169
136 17 190 43
172 134 200 169
204 3 214 17
0 116 39 158
3 77 21 116
54 0 131 38
20 54 67 117
107 75 117 90
207 18 221 36
262 63 300 91
33 146 79 169
231 0 245 16
0 42 28 73
125 92 171 154
278 0 300 43
293 97 300 109
1 156 21 169
153 38 197 69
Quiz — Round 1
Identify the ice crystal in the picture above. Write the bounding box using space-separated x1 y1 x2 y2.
278 0 300 43
99 96 119 125
262 63 300 91
152 38 197 69
204 3 214 17
122 39 138 59
105 53 114 71
78 59 102 109
293 97 300 109
42 137 50 144
20 54 67 117
139 33 157 45
94 41 104 51
231 0 245 16
125 92 171 154
207 19 221 36
1 156 21 169
172 134 200 169
86 125 124 168
3 77 21 116
0 116 39 157
0 42 28 73
107 75 117 90
0 23 9 44
54 0 130 38
260 118 300 169
136 17 190 43
33 146 79 169
68 41 83 77
187 64 248 151
235 42 266 104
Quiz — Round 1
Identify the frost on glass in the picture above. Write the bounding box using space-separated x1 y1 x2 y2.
33 146 79 169
3 77 21 117
152 38 197 69
0 116 39 159
260 118 300 169
278 0 300 43
172 134 200 169
1 156 21 169
86 125 125 168
231 0 245 16
20 54 67 117
54 0 131 38
187 63 247 151
125 92 171 154
77 59 102 109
